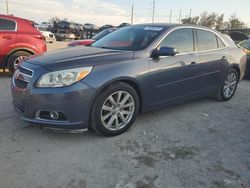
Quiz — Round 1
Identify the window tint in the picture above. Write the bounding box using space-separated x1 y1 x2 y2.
197 29 217 51
92 26 163 51
217 36 225 48
0 18 16 31
159 28 194 53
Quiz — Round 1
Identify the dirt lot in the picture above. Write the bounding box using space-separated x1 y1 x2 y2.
0 42 249 188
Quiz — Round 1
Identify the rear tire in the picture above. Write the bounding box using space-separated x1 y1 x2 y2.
7 51 31 73
214 69 239 101
90 82 139 137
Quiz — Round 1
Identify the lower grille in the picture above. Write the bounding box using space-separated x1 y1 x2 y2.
14 103 25 114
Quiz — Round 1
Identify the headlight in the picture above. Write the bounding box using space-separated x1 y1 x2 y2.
36 67 92 88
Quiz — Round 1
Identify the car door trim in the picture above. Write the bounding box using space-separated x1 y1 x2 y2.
156 70 220 88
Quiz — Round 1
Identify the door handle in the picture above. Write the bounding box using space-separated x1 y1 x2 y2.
190 62 197 65
2 36 12 39
221 56 227 60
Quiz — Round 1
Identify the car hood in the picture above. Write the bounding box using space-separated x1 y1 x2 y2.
26 46 134 71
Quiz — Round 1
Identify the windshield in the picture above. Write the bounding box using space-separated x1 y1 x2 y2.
92 29 113 41
240 39 250 50
92 25 165 51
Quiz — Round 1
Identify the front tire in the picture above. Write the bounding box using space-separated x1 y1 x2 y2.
215 69 239 101
91 82 139 137
7 51 31 73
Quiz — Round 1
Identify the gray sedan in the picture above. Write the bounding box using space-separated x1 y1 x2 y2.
11 24 247 136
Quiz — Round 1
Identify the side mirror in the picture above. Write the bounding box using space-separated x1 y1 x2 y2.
151 47 178 58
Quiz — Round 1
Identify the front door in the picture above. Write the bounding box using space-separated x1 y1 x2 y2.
149 28 201 107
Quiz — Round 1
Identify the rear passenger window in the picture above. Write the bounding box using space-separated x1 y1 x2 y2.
0 18 16 31
217 36 225 48
160 28 194 53
196 29 217 51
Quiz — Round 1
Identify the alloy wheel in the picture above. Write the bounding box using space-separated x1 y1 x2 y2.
13 56 26 70
223 72 237 99
101 91 135 131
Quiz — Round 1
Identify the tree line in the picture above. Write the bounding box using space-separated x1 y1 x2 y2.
181 12 247 30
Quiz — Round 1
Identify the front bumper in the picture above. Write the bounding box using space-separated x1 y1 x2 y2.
11 63 96 130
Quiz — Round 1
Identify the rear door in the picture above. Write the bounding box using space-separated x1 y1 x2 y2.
0 17 17 67
195 29 230 91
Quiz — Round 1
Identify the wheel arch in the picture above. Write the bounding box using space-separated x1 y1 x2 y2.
89 77 144 118
4 48 35 66
230 64 241 81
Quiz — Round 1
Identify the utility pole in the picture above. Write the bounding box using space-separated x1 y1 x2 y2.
152 0 155 23
189 9 192 18
169 9 172 23
178 9 182 23
131 4 134 25
6 0 9 14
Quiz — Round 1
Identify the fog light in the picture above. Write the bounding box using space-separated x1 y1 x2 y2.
50 111 59 120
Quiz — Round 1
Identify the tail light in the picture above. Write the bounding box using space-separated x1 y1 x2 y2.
33 35 46 41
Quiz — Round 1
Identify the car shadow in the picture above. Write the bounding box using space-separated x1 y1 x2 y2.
0 71 12 78
15 96 217 142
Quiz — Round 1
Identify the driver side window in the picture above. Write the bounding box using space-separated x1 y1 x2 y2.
159 28 194 54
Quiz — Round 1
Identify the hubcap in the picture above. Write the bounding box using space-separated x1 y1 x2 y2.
13 56 26 70
223 72 237 98
101 91 135 131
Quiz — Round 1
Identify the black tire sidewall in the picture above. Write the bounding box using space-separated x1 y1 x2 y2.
220 69 239 101
91 82 139 137
7 51 31 73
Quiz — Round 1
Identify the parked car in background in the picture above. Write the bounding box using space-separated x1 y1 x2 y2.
83 23 98 30
12 24 246 136
55 31 76 41
118 23 130 28
229 31 248 43
68 28 117 47
0 14 47 73
99 24 114 31
38 22 54 29
239 39 250 78
55 21 76 30
38 27 56 43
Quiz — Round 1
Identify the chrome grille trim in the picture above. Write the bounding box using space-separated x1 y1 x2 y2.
19 66 34 77
14 66 34 89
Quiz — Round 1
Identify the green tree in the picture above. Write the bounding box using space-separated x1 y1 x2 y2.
225 14 246 29
215 14 224 30
181 16 199 25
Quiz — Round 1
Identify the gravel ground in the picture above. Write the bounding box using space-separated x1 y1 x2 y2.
0 42 249 188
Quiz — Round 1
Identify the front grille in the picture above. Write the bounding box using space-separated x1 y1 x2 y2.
15 79 28 89
19 66 33 76
14 66 33 89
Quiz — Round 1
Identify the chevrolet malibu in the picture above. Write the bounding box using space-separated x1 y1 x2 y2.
11 24 246 136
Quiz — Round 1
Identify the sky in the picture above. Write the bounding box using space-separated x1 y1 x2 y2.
0 0 249 26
